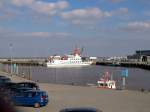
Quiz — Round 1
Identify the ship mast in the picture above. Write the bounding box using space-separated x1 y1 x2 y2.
73 46 80 56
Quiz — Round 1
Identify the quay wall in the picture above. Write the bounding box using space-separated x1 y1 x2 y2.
0 60 45 66
96 61 150 70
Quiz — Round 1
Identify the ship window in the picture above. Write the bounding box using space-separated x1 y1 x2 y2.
100 83 103 86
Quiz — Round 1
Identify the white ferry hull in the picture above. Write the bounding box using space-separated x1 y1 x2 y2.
46 62 92 68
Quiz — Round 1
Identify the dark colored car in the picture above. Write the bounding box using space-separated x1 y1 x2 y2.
1 82 17 95
0 77 11 91
11 90 48 108
5 82 17 89
4 82 40 97
59 108 102 112
0 77 11 83
16 82 39 90
0 75 7 78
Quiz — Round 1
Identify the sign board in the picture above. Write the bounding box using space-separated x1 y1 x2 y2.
121 69 128 77
13 64 16 73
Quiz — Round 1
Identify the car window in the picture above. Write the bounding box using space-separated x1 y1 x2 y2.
42 92 46 96
15 92 25 97
28 93 33 97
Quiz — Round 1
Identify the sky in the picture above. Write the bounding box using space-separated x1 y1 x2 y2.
0 0 150 57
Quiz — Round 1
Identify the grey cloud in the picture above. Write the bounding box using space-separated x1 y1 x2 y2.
0 29 71 39
23 32 72 38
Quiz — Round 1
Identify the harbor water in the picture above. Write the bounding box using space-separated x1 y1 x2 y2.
1 64 150 90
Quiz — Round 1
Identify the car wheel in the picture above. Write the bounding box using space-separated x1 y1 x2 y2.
34 103 40 108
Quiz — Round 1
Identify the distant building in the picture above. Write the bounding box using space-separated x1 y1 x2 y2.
89 57 97 64
136 50 150 56
106 56 127 61
89 57 97 60
127 50 150 62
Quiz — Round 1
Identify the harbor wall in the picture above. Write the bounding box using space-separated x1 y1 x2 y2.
96 61 150 70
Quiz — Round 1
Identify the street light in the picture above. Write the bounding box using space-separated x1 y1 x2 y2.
9 43 13 76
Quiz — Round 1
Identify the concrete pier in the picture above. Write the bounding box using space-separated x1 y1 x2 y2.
96 61 150 70
1 72 150 112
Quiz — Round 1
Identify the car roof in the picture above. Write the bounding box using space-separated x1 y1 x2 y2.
6 82 16 84
17 82 37 84
16 87 33 89
0 75 7 78
0 77 10 80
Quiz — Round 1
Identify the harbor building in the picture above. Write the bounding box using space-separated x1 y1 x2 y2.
127 50 150 62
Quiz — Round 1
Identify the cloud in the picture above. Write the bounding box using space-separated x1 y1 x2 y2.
11 0 34 6
0 10 17 21
122 21 150 32
61 8 111 19
0 30 71 39
11 0 69 16
23 32 71 38
61 8 111 25
61 7 128 25
0 3 17 21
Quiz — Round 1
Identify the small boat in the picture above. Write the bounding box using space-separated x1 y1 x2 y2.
97 71 116 89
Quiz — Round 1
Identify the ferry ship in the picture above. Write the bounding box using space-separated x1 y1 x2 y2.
46 48 93 67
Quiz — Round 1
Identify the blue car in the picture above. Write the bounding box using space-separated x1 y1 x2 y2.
11 90 48 108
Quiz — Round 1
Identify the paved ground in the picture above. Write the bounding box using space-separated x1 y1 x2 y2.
1 72 150 112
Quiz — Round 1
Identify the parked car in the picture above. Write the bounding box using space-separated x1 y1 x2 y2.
0 82 16 95
11 90 48 108
59 108 102 112
0 77 11 83
0 77 11 91
0 75 7 78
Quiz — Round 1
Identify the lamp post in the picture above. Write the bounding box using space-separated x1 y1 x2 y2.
9 43 13 76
